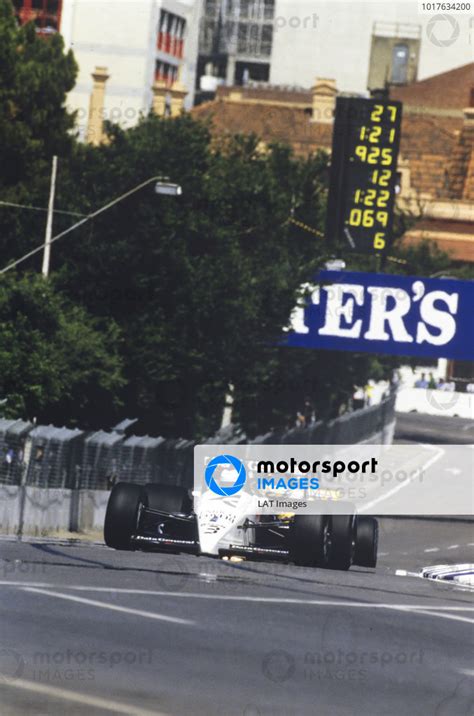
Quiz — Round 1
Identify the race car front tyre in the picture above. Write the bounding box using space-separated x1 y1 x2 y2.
104 482 146 549
327 514 355 571
144 484 191 513
289 515 329 567
354 516 378 568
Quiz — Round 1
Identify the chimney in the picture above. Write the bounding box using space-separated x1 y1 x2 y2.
169 79 187 117
87 66 109 145
152 79 168 117
311 78 336 123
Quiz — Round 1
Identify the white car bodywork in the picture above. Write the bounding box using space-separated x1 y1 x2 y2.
195 490 256 555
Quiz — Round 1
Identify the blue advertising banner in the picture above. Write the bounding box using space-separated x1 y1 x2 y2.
284 271 474 360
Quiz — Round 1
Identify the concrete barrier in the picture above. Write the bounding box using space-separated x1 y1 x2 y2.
0 487 109 535
0 486 21 534
396 387 474 419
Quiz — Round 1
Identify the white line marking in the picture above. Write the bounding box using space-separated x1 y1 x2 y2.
448 545 460 550
5 582 472 611
0 678 164 715
22 587 195 625
424 548 440 553
395 570 420 578
468 544 474 547
401 609 474 626
359 446 444 512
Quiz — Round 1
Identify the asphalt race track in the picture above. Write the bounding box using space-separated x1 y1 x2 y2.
0 413 473 716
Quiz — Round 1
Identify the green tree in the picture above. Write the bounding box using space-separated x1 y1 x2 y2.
0 0 77 185
0 0 77 262
0 274 124 428
37 116 331 437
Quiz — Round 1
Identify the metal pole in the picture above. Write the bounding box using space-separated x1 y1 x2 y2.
42 155 58 278
1 175 172 276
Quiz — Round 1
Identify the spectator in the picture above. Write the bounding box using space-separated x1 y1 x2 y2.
428 373 438 390
364 380 375 406
466 383 474 394
303 397 314 425
414 373 428 388
353 386 365 410
295 412 305 428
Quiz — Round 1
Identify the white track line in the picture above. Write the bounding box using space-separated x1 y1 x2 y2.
424 548 440 553
399 609 474 626
0 678 164 715
22 587 195 625
7 582 473 612
359 446 444 512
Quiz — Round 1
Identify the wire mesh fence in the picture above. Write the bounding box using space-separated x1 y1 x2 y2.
0 394 396 490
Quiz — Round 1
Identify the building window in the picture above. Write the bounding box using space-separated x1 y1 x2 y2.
155 60 178 87
157 9 186 59
391 43 409 84
13 0 62 34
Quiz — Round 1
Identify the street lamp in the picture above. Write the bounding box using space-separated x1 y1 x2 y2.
155 180 182 196
0 175 182 276
324 258 346 271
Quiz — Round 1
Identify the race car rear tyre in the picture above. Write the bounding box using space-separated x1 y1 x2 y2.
289 515 329 567
354 516 378 568
327 514 355 571
104 482 146 550
144 484 191 513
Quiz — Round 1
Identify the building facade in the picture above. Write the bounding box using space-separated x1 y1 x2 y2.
12 0 62 34
196 0 275 103
12 0 200 138
194 1 472 104
269 0 472 93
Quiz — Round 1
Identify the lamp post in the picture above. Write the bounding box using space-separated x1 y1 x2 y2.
42 155 58 278
0 175 182 276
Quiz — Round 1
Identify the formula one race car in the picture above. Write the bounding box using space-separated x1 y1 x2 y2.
103 482 378 570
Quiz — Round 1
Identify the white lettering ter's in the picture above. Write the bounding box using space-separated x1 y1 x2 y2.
319 284 364 338
364 287 413 342
416 291 459 346
289 285 320 334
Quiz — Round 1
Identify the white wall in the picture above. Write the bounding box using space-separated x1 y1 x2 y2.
396 387 474 418
271 0 473 92
0 487 109 535
62 0 199 135
63 0 156 137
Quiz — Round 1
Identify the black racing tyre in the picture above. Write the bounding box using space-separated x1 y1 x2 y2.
289 515 330 567
104 482 146 549
144 483 191 514
327 514 355 571
354 516 378 568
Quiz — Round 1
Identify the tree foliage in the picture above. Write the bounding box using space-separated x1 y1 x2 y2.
0 274 124 426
